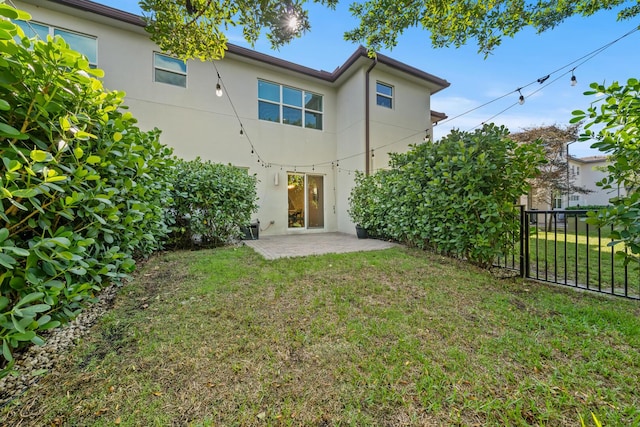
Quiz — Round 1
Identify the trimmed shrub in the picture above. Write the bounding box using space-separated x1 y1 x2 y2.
168 158 258 248
0 6 174 371
349 124 545 267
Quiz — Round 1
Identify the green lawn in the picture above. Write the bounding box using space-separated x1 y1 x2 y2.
2 246 640 426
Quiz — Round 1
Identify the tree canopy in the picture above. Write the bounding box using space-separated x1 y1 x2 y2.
139 0 639 60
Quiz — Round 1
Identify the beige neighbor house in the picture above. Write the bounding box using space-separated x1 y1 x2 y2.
565 155 626 208
14 0 450 236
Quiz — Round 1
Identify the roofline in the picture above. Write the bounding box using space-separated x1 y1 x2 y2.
44 0 450 91
45 0 146 27
430 110 447 122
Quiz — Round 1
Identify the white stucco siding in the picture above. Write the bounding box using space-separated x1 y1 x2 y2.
369 68 432 172
335 69 367 234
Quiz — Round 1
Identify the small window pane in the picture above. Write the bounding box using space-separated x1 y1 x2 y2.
283 86 302 107
155 69 186 87
283 106 302 126
376 82 393 96
258 101 280 122
305 93 322 111
305 111 323 130
258 80 280 102
54 29 97 64
15 20 49 40
376 94 392 108
154 53 186 73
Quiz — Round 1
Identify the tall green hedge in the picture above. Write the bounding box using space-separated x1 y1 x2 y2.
349 124 545 267
0 6 174 370
168 158 258 248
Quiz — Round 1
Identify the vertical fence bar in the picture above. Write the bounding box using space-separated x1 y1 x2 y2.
611 224 615 295
525 210 531 279
574 211 579 288
624 246 629 297
585 220 590 290
598 227 602 292
536 214 546 280
564 211 568 285
520 206 526 278
544 212 549 282
554 213 558 284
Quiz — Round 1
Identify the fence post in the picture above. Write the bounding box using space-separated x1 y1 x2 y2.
519 205 526 278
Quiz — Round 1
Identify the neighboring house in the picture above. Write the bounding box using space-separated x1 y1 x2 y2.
566 155 626 207
524 154 626 211
14 0 450 236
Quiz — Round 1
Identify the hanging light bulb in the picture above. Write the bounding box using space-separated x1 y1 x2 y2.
517 89 525 105
570 71 577 87
215 72 223 97
240 128 244 135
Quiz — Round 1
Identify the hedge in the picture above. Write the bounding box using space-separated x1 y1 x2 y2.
349 124 545 267
0 6 174 371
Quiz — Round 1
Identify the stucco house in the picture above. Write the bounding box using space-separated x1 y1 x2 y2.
566 155 626 208
14 0 450 236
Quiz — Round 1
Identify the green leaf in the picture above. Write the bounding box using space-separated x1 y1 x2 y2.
0 253 16 269
0 122 21 137
30 149 50 162
0 99 10 110
86 155 101 164
0 228 8 243
15 292 44 308
2 340 13 362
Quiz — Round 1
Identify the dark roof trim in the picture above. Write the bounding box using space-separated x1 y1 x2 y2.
45 0 450 90
430 110 447 121
48 0 146 27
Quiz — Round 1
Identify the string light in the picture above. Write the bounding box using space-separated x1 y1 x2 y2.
215 72 223 97
517 89 525 105
571 69 578 86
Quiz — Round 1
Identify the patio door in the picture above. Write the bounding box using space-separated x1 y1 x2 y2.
287 173 324 229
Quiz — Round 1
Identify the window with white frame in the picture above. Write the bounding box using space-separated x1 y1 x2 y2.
376 82 393 108
570 195 580 201
153 52 187 87
576 166 580 175
257 80 323 130
14 20 97 67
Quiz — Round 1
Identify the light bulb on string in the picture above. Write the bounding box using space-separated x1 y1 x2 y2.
571 70 577 86
517 89 525 105
215 71 223 97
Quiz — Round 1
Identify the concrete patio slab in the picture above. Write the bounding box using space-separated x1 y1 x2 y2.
243 232 398 260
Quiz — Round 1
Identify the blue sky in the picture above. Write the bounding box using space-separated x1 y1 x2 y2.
96 1 639 157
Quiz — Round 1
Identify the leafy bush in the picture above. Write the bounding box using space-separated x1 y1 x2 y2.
349 124 545 267
0 6 174 371
573 79 640 263
168 158 258 248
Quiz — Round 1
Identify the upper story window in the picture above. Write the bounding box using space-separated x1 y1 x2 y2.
258 80 323 130
14 20 97 67
153 52 187 87
376 82 393 108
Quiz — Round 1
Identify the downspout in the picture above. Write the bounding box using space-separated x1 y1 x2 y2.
365 57 377 175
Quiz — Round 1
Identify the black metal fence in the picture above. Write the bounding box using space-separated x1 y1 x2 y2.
496 207 640 300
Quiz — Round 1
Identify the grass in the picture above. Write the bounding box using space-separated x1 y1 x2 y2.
2 245 640 426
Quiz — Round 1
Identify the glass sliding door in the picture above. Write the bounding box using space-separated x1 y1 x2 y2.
307 175 324 228
287 174 324 229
